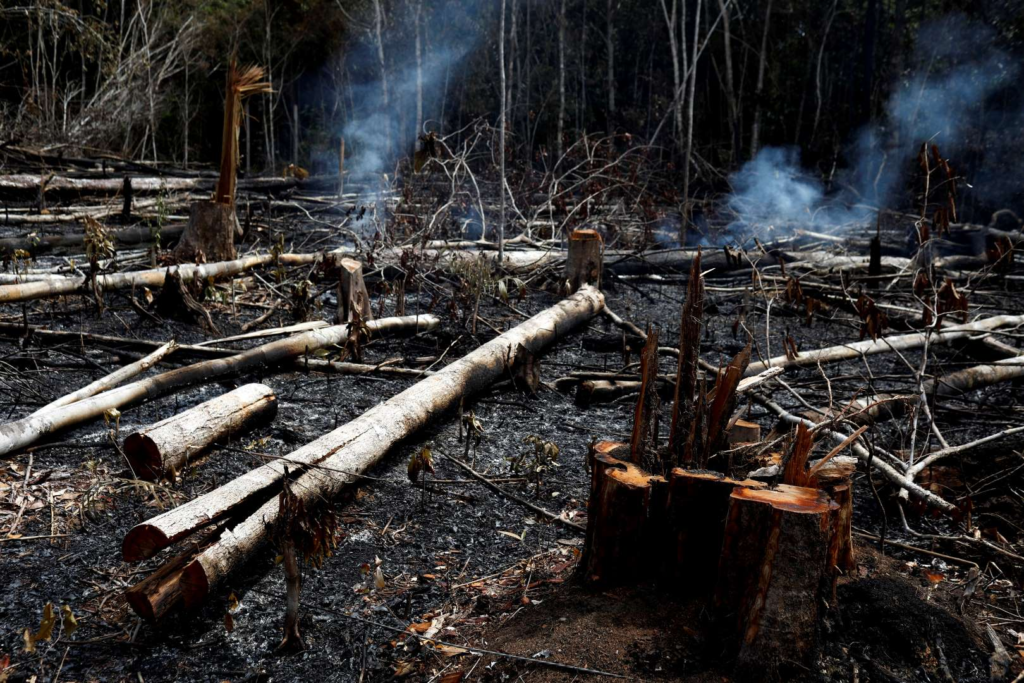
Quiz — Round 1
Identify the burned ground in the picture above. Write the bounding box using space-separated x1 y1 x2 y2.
0 176 1022 683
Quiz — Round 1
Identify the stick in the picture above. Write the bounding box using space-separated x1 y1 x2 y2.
443 453 585 531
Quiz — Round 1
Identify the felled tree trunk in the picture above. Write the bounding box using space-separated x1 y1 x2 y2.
581 442 667 586
565 229 603 293
0 315 436 459
124 384 277 481
714 484 840 671
0 253 320 304
336 258 373 323
31 341 177 416
173 200 241 263
121 287 604 614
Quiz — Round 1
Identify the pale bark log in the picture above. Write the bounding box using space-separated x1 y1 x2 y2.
32 341 177 416
123 287 604 608
0 315 437 459
0 224 185 256
124 384 277 481
0 174 299 197
0 253 318 304
746 314 1024 376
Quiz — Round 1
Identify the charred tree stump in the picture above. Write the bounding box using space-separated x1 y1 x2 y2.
124 384 277 480
173 200 241 263
714 484 840 671
630 328 662 473
581 441 667 587
336 257 373 323
665 469 765 590
811 457 857 571
122 176 133 221
566 229 603 293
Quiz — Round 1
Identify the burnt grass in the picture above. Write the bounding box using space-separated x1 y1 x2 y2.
0 204 1022 682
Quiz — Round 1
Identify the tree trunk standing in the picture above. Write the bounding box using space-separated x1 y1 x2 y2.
659 0 683 152
373 0 391 162
557 0 566 163
578 1 586 131
749 0 774 159
717 0 739 163
860 0 878 124
508 0 519 130
414 0 423 145
606 0 615 137
292 102 299 166
682 0 702 215
499 0 507 262
244 102 251 176
811 0 839 145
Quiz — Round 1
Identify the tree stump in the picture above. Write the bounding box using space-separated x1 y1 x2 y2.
811 456 857 571
336 257 373 323
566 229 603 293
727 418 761 446
581 441 667 586
174 200 240 263
714 484 840 671
665 468 765 590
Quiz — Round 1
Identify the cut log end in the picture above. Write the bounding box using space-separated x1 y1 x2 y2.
122 524 172 563
123 433 162 480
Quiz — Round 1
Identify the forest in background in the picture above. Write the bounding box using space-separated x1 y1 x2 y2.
2 0 1024 225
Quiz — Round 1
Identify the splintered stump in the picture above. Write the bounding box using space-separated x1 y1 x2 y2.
582 442 666 586
812 456 857 571
566 229 603 294
336 257 373 323
714 485 840 670
174 200 241 263
124 384 277 480
666 469 765 589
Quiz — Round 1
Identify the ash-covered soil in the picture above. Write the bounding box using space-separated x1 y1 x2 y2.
0 202 1022 682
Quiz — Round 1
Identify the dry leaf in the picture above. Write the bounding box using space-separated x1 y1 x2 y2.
439 671 466 682
374 566 385 590
224 612 234 633
394 661 416 677
23 602 57 652
60 605 78 635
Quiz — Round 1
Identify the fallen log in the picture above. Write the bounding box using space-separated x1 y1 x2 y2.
0 314 437 458
123 287 604 615
0 174 300 198
0 223 185 256
124 384 277 480
32 341 177 416
746 314 1024 376
0 252 318 304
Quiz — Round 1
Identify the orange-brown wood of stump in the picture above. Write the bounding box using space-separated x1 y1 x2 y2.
811 457 857 571
665 469 765 590
566 229 603 294
582 441 666 587
714 484 840 671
